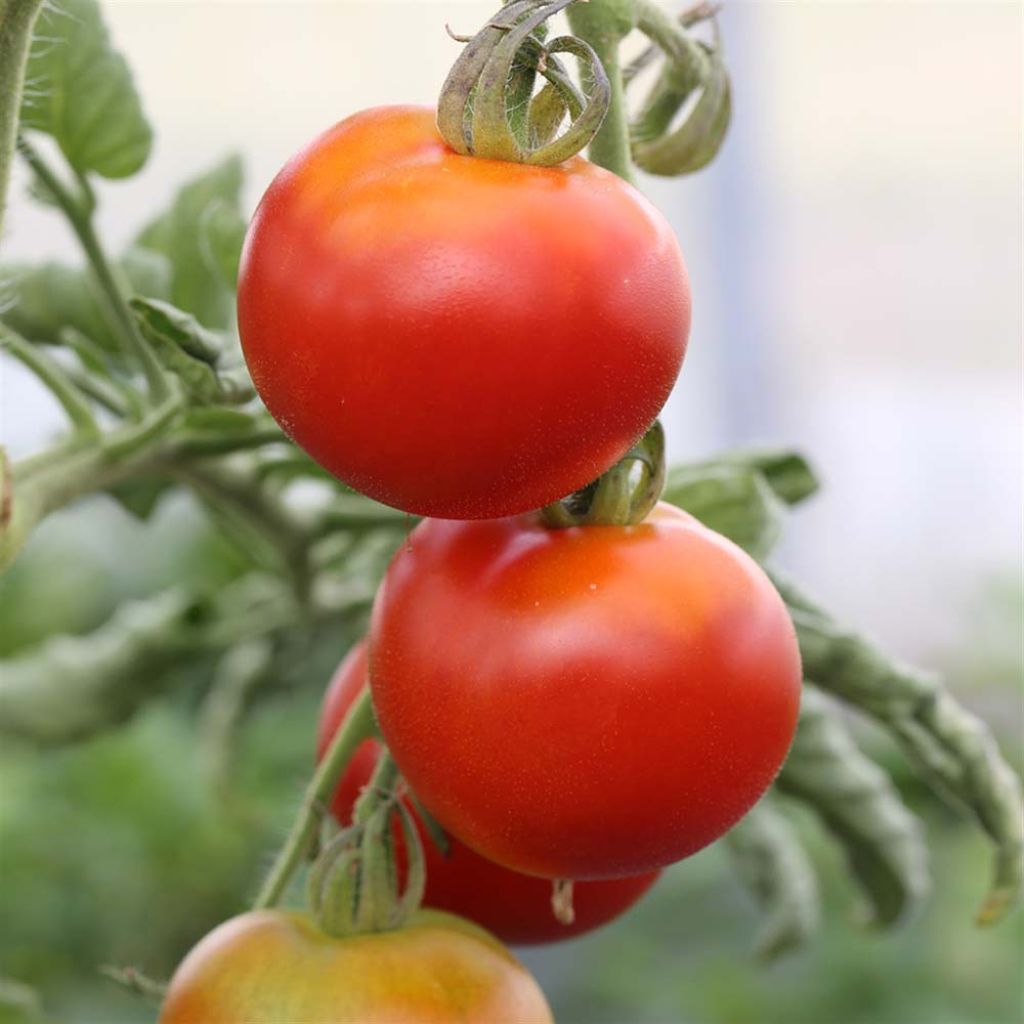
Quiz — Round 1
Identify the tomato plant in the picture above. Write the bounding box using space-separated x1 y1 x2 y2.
158 909 553 1024
369 502 803 879
237 104 689 520
318 642 662 945
2 0 1021 1017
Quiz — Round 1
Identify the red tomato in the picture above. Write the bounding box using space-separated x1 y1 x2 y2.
369 503 802 879
238 105 689 519
158 909 552 1024
317 643 661 945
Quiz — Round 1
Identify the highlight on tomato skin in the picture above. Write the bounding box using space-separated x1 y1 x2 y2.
368 502 803 881
317 642 663 946
237 104 690 521
157 908 553 1024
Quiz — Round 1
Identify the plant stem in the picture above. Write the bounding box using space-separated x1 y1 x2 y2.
567 0 636 182
1 324 99 437
253 686 378 909
16 137 171 402
0 0 43 244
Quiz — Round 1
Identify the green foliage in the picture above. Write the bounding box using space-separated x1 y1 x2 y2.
133 156 246 328
20 0 152 178
0 1 1021 1021
777 688 930 926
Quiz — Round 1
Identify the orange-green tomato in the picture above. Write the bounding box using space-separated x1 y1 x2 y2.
158 909 553 1024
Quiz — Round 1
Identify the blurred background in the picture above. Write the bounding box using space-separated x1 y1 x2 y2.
1 2 1021 1022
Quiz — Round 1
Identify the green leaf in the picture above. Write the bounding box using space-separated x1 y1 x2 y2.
0 250 171 355
1 262 106 345
20 0 152 178
199 198 247 291
724 801 821 960
182 408 262 433
130 297 252 405
772 570 1024 926
721 449 820 507
134 156 245 327
776 687 931 927
107 476 173 521
664 463 785 560
0 590 209 746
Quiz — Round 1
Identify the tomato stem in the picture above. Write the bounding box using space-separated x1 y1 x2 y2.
17 137 173 404
566 0 637 182
254 686 378 910
0 0 44 240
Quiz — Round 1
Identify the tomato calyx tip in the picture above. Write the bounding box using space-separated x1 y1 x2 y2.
542 419 666 528
437 0 610 166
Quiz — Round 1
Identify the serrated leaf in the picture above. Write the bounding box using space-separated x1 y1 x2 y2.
664 464 784 560
777 688 931 927
134 156 245 327
773 571 1024 925
724 801 821 960
20 0 152 178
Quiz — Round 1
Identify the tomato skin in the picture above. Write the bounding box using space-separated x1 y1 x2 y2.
369 503 802 879
237 105 689 519
158 909 552 1024
317 643 661 945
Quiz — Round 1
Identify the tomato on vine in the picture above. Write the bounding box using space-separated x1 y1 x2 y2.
238 105 689 519
318 642 661 945
157 909 552 1023
369 502 802 880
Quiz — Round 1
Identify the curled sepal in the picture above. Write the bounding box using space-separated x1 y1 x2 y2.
311 752 426 938
773 573 1024 926
437 0 610 166
776 687 931 928
724 800 821 961
542 420 665 528
628 0 731 176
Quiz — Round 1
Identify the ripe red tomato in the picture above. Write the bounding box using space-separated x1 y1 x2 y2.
238 105 689 519
318 642 661 945
370 503 802 879
158 909 552 1024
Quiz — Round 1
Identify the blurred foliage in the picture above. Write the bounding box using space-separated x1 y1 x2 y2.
1 505 1021 1024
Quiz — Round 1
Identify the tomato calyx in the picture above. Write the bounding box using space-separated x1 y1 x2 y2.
308 750 428 938
437 0 610 166
542 419 666 528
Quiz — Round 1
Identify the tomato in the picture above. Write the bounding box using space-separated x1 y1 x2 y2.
318 642 661 945
369 503 802 879
158 909 552 1024
237 105 689 519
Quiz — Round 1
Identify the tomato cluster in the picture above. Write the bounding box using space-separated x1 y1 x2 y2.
165 91 801 1020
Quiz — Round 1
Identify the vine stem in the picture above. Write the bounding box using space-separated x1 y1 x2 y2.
567 0 637 182
253 686 378 909
0 0 43 243
16 136 171 402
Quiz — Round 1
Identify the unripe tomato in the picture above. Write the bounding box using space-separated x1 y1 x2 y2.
370 503 802 879
238 105 689 519
158 909 552 1024
317 642 661 945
